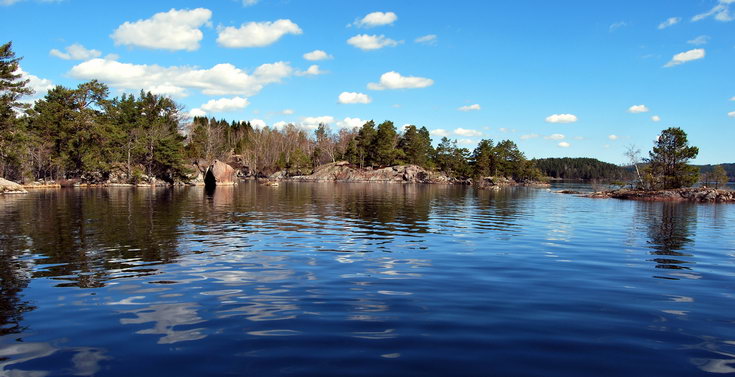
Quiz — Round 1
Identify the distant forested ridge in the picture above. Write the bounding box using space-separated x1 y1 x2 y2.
695 164 735 181
533 157 629 181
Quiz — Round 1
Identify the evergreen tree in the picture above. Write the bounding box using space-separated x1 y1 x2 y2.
354 120 376 168
712 165 728 189
644 127 699 189
398 125 433 167
0 42 33 180
372 120 398 166
470 139 495 177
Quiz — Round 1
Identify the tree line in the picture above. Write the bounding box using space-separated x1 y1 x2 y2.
1 42 543 184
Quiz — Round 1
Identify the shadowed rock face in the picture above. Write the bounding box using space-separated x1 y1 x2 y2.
204 160 236 186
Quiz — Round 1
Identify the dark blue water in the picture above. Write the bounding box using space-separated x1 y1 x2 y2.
1 182 734 376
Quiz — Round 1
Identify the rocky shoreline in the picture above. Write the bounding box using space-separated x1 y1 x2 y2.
558 187 735 203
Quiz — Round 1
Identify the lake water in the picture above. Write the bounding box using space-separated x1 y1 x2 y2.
1 182 734 376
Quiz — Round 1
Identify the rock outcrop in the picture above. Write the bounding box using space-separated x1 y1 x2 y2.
587 188 735 203
287 162 459 184
205 160 236 186
0 178 27 194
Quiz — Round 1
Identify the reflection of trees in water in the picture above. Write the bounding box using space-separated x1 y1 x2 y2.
470 187 533 233
4 188 187 288
639 201 697 275
0 196 36 335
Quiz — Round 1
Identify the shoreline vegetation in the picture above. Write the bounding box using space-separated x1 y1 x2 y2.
0 42 732 202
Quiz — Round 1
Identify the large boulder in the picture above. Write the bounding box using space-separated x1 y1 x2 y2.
205 160 236 186
0 178 27 194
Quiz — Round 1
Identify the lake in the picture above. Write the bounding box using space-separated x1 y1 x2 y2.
1 182 734 376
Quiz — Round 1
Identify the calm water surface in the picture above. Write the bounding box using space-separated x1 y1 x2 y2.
1 182 734 376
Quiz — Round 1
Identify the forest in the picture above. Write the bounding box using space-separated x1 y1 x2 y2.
533 157 629 181
1 42 543 184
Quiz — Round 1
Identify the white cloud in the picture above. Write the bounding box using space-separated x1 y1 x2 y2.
609 21 627 32
457 139 476 146
300 116 335 130
111 8 211 51
188 108 206 117
367 71 434 90
454 128 482 137
15 67 54 100
217 19 302 48
430 129 449 137
415 34 437 45
545 114 578 123
658 17 681 29
303 50 332 61
250 119 267 129
296 65 326 76
520 134 539 140
692 0 734 22
651 115 661 122
628 104 650 113
730 96 735 101
242 0 258 6
664 48 705 67
200 96 250 113
558 142 571 148
573 136 585 140
337 117 367 129
458 104 481 112
352 11 397 28
338 92 372 104
544 133 565 140
608 134 619 141
347 34 401 50
687 35 710 45
729 111 735 118
2 0 63 6
49 43 101 60
281 109 294 115
69 58 293 97
499 127 509 133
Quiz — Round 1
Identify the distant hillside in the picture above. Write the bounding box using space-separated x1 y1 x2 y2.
694 163 735 181
533 157 628 181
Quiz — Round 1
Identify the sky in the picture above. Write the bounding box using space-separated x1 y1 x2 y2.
2 0 734 164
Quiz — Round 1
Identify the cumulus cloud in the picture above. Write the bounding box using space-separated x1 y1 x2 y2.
457 139 476 146
658 17 681 29
544 133 565 140
242 0 258 6
608 134 619 141
520 134 539 140
651 115 661 122
69 58 293 97
458 104 481 112
281 109 294 115
664 48 705 67
296 65 326 76
299 116 335 130
15 67 54 101
367 71 434 90
303 50 332 61
49 43 101 60
337 117 368 129
415 34 437 45
558 142 571 148
628 104 649 113
352 11 397 28
687 35 710 45
692 0 734 22
431 129 449 137
111 8 211 51
545 114 577 123
454 128 482 137
250 119 267 129
347 34 401 50
729 111 735 118
200 96 250 113
730 96 735 101
217 19 302 48
188 108 207 117
338 92 371 104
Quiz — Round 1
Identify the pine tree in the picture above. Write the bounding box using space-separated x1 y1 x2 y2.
644 127 699 189
0 42 33 179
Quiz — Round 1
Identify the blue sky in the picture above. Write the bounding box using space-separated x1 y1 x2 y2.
2 0 734 164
